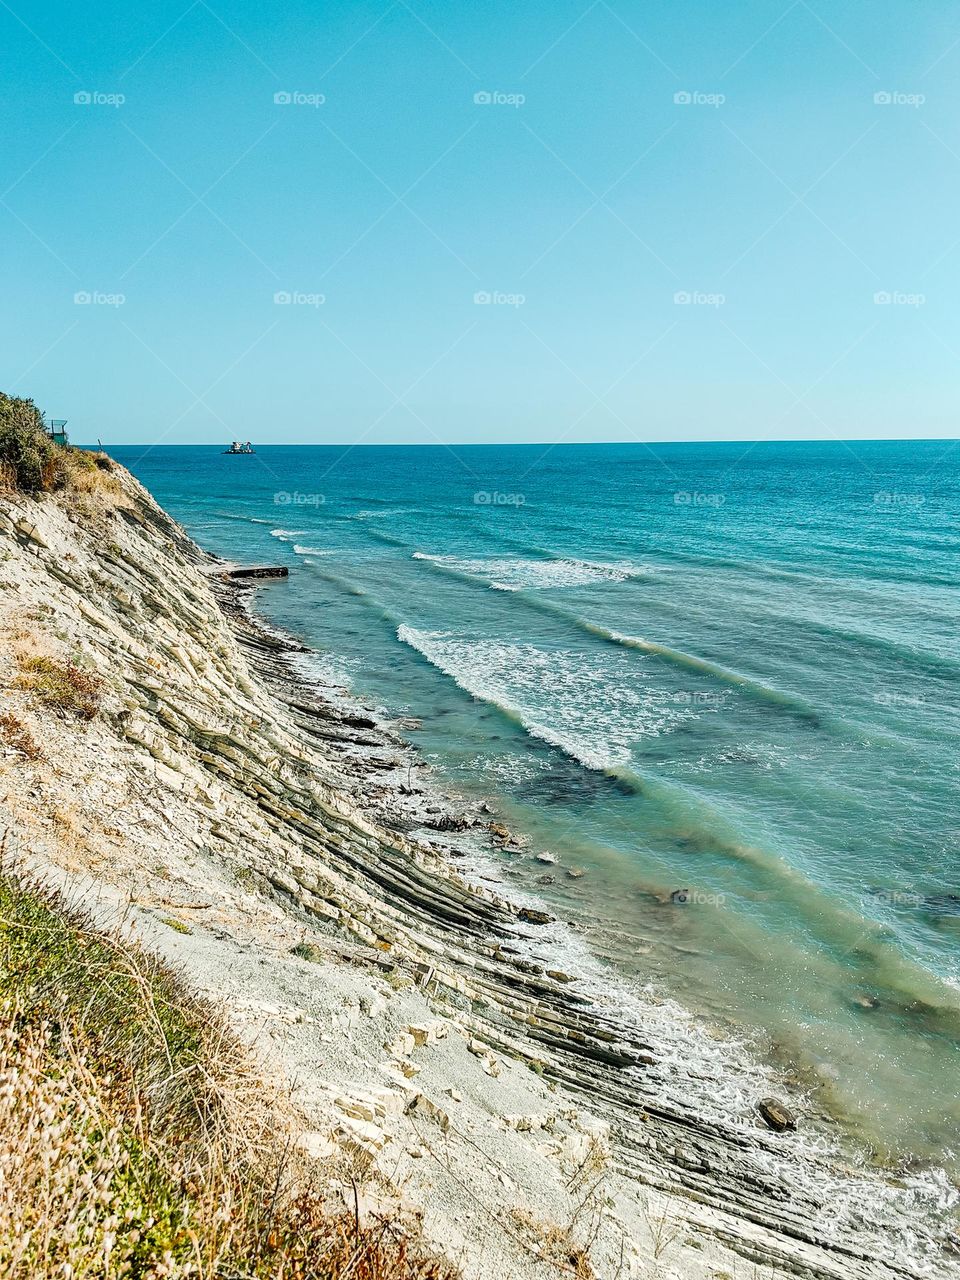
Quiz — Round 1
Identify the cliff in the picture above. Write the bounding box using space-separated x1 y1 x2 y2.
0 462 953 1279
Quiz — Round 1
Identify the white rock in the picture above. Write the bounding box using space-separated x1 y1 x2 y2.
297 1130 337 1161
406 1094 450 1132
408 1020 446 1046
336 1117 388 1153
385 1032 416 1058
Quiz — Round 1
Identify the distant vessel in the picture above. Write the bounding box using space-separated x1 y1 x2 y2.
223 441 255 454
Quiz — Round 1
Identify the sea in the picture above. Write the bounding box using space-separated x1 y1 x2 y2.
112 439 960 1177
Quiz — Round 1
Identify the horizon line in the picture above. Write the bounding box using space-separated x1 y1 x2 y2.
75 436 959 449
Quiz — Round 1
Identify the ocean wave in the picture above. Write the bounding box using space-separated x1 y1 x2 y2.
396 625 692 772
410 557 823 725
412 552 645 591
270 528 306 540
292 544 334 556
213 511 273 525
354 507 417 519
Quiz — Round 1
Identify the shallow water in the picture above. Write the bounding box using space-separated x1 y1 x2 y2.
114 440 960 1171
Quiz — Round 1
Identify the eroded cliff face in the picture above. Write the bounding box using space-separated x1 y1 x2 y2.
0 467 952 1280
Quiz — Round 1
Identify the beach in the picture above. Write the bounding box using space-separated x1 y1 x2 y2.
1 455 956 1277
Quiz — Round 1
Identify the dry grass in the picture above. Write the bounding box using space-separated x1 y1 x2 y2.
0 711 42 760
0 866 459 1280
60 448 124 498
13 655 102 720
510 1207 597 1278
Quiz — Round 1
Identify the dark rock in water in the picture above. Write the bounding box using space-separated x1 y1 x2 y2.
425 812 472 832
537 874 556 885
853 993 881 1010
670 888 691 905
520 759 638 806
758 1098 796 1132
518 907 553 926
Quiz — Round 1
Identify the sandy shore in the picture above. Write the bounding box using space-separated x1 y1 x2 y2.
0 465 955 1279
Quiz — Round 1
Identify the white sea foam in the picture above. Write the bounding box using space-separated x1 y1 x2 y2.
396 627 696 771
292 544 334 556
355 508 416 519
413 553 642 591
270 528 306 540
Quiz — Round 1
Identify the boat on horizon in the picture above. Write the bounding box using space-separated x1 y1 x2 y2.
223 441 255 454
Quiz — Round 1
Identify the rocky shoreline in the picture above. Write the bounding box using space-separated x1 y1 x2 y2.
1 465 955 1279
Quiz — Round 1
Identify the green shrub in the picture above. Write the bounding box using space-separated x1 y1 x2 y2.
0 393 64 493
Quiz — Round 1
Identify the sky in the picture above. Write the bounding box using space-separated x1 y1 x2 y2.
2 0 960 446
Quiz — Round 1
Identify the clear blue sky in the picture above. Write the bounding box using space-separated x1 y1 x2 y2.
3 0 959 444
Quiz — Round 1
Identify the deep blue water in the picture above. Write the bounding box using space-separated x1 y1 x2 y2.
112 440 960 1167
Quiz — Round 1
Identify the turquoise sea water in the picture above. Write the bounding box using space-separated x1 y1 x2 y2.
114 441 960 1171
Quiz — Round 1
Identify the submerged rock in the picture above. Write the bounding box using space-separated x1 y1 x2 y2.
758 1098 797 1133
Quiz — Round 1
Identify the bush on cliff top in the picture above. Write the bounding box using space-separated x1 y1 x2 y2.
0 394 64 493
0 391 115 496
0 868 458 1280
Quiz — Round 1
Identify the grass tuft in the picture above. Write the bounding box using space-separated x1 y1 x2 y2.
13 655 102 720
0 866 459 1280
163 916 193 935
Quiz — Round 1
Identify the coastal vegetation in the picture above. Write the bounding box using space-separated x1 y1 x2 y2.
0 867 458 1280
13 654 102 720
0 392 114 496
